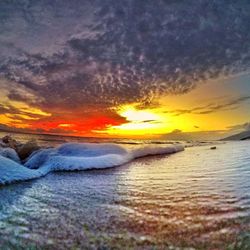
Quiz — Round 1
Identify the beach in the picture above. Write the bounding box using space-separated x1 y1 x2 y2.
1 139 250 249
1 1 250 249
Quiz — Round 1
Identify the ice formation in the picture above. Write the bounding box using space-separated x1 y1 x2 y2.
0 143 184 185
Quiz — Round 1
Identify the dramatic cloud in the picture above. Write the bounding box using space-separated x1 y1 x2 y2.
164 96 250 116
0 0 250 135
1 0 250 111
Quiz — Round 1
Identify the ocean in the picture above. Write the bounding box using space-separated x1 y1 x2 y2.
0 131 182 147
0 132 250 249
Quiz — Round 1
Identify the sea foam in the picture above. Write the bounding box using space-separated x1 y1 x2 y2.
0 143 184 185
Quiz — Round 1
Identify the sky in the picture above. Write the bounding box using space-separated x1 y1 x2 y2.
0 0 250 140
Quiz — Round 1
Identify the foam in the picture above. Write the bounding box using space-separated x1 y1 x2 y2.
0 143 184 185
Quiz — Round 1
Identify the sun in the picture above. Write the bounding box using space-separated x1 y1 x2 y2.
95 104 169 137
119 105 159 124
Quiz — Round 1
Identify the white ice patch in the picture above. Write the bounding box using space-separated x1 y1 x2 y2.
0 156 50 185
0 143 184 185
132 144 184 158
0 147 21 163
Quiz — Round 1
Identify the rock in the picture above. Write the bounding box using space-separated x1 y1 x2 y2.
1 135 20 150
210 146 217 150
17 140 40 160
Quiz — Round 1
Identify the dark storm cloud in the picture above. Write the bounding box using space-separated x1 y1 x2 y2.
1 0 250 112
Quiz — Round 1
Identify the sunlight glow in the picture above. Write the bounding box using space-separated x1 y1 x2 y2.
58 124 74 128
96 102 207 138
99 104 170 136
119 105 159 123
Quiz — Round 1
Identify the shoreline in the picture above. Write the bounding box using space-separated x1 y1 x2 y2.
0 135 185 186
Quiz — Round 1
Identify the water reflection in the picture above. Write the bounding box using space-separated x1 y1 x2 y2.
0 142 250 249
115 142 250 248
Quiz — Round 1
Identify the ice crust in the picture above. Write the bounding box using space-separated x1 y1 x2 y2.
0 143 184 185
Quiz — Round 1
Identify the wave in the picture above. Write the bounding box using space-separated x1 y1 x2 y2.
0 143 184 185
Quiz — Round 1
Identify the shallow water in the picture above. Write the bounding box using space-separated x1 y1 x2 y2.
1 141 250 249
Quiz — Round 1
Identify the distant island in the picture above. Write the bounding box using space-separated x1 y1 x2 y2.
222 130 250 141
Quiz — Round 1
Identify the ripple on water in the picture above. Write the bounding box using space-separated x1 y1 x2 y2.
0 141 250 249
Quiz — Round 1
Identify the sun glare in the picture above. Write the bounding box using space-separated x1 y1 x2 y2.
119 105 159 123
99 105 170 137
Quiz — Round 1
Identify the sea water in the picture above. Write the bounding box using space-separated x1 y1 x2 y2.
0 136 250 249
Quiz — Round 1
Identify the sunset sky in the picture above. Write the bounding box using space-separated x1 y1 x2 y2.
0 1 250 140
